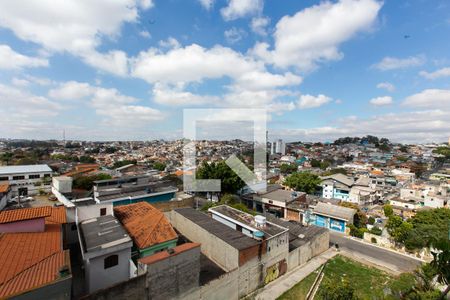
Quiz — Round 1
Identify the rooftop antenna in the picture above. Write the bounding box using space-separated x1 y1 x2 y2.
63 129 66 145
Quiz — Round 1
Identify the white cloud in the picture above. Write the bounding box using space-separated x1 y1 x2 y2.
297 94 332 109
138 0 154 10
48 81 93 100
198 0 214 10
139 30 151 39
250 16 270 36
252 0 381 71
276 110 450 143
403 89 450 109
369 96 393 106
0 44 48 70
0 0 152 75
419 67 450 80
0 84 62 117
152 83 219 106
131 44 261 84
11 77 30 87
221 0 263 21
376 82 395 92
158 37 181 49
373 55 425 71
224 28 246 44
234 71 302 91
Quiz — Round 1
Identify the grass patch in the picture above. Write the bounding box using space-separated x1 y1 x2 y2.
277 268 319 300
277 255 415 300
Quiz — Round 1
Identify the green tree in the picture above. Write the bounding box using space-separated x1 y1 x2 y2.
430 239 450 298
197 161 245 194
152 161 166 171
279 163 297 174
384 204 394 218
283 172 321 194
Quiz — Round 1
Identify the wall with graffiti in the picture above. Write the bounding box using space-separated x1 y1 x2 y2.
264 259 287 285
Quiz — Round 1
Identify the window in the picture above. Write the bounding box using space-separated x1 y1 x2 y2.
29 174 40 179
13 176 25 180
0 176 8 181
100 208 107 216
104 255 118 269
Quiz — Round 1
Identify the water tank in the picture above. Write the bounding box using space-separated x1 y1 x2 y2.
253 231 264 240
254 215 266 227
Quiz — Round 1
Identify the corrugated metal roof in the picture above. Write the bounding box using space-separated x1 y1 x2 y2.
174 208 259 250
313 202 356 221
0 207 52 224
0 165 52 176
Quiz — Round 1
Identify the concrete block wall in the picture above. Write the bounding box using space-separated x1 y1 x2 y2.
199 269 239 300
145 246 201 300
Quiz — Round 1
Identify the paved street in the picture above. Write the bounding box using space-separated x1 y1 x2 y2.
330 231 422 274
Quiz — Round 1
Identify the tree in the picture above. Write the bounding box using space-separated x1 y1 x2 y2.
430 239 450 298
283 172 321 194
384 204 394 218
73 173 112 190
318 279 359 300
280 163 297 174
152 162 166 171
197 161 245 194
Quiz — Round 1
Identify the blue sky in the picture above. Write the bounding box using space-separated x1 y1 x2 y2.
0 0 449 143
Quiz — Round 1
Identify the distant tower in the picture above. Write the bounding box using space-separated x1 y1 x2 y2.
63 129 66 146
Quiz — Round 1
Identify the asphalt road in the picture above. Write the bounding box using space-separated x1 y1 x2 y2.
329 231 422 274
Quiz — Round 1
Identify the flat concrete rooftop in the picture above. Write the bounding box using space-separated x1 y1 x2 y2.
80 215 131 253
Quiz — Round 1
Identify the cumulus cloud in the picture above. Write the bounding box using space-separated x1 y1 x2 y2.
224 28 246 44
369 96 393 106
275 110 450 143
297 94 332 109
252 0 381 71
251 16 270 36
419 67 450 80
376 82 395 92
131 44 261 84
139 30 151 39
0 0 151 75
48 80 164 126
0 44 48 70
403 89 450 109
373 55 425 71
48 81 93 100
152 83 219 106
198 0 214 10
221 0 263 21
0 84 62 117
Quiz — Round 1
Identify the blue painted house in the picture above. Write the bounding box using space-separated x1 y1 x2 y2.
309 202 356 233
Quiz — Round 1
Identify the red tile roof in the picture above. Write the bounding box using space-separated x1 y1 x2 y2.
0 250 69 298
45 207 67 225
114 202 178 249
0 183 9 194
0 207 52 224
0 224 62 286
138 243 200 265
